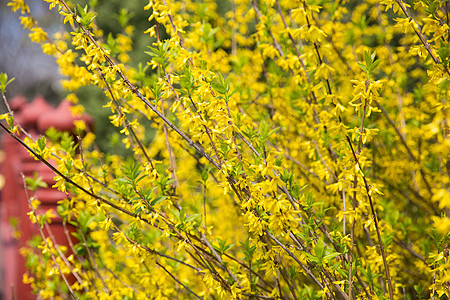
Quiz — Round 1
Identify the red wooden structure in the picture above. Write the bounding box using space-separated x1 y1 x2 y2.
0 95 92 299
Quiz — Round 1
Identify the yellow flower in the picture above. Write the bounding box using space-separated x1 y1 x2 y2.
7 0 29 14
29 27 47 43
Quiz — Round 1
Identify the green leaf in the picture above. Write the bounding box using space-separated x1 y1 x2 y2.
437 45 449 63
201 166 210 182
357 62 368 74
145 41 171 68
83 12 97 26
364 51 371 69
267 127 280 138
180 76 190 89
6 115 14 129
144 50 156 57
306 192 314 207
149 81 163 100
150 196 167 206
78 211 98 233
0 73 15 93
323 252 340 261
116 8 134 28
186 213 201 224
211 81 227 95
369 59 381 72
25 172 48 191
370 50 377 62
38 136 47 152
304 252 320 264
313 238 326 260
425 1 439 14
214 238 234 254
64 158 74 172
121 160 146 188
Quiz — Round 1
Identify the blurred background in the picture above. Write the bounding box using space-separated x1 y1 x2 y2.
0 0 62 104
0 1 60 297
0 0 156 150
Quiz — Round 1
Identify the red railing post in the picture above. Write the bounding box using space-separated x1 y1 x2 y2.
0 96 92 299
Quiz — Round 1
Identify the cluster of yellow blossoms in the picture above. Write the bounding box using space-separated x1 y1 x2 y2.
3 0 449 298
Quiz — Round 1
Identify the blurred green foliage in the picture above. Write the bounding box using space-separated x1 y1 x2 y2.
75 0 156 154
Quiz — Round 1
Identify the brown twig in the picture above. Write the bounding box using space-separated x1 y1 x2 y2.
20 173 79 300
394 0 450 75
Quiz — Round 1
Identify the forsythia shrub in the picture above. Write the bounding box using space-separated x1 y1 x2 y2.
1 0 449 299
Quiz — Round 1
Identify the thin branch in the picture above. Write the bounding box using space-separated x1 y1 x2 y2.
375 100 434 199
156 261 203 300
264 231 325 292
78 228 110 293
21 174 79 300
346 137 394 300
394 0 450 75
44 223 89 294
